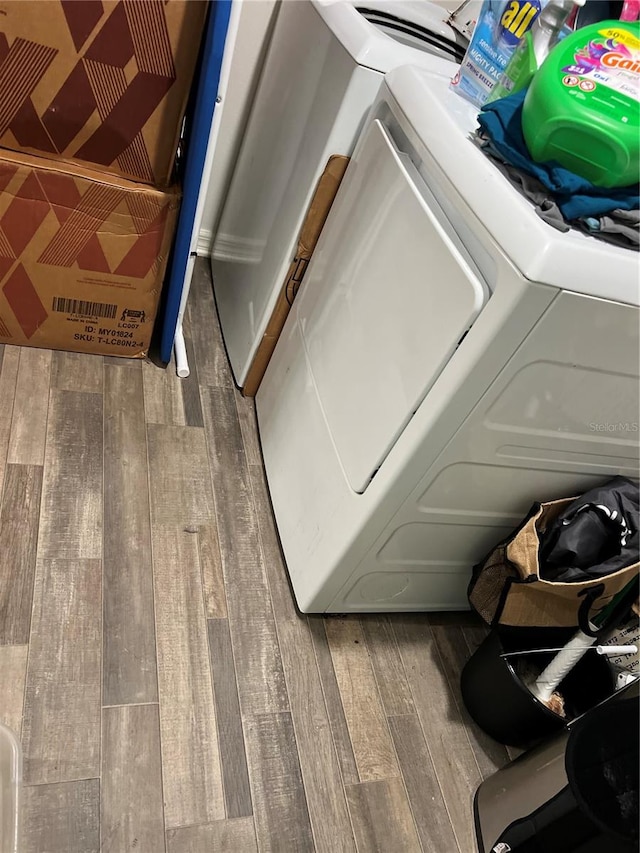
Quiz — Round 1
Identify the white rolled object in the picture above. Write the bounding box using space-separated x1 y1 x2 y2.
174 324 190 378
530 628 596 705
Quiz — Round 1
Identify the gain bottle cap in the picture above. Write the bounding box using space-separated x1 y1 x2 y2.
521 20 640 187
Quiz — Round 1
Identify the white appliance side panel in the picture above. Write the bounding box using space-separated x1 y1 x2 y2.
197 0 279 251
298 118 488 493
256 316 360 611
259 291 538 612
257 267 555 612
329 291 640 611
211 1 382 384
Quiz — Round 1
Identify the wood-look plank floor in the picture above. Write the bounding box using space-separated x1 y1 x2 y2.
0 259 508 852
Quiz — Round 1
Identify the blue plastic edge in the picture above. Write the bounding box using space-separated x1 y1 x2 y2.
159 0 233 365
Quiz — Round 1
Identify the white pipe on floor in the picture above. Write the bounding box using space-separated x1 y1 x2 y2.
174 324 190 378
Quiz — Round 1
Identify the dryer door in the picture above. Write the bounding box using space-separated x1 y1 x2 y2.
297 117 489 493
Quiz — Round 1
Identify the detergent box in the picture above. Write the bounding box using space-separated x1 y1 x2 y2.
451 1 550 106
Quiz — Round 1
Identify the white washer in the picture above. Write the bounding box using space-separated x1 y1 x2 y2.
210 0 465 386
256 65 640 614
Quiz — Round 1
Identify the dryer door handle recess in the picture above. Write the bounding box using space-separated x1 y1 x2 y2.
375 119 488 296
296 117 490 494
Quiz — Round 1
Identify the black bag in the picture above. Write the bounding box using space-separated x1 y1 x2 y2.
468 478 640 631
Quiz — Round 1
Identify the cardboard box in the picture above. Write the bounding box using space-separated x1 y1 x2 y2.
0 148 179 358
0 0 207 186
243 155 349 397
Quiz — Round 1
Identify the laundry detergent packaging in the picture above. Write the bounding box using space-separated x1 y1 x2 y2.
451 1 549 106
522 20 640 187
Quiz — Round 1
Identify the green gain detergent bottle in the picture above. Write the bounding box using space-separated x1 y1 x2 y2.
521 20 640 187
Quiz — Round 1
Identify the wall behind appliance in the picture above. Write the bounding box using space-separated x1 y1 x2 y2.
429 0 466 7
196 0 280 254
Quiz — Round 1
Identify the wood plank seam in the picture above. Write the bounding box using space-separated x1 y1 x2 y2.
429 622 509 778
205 617 254 820
153 698 168 845
394 715 461 853
241 450 356 850
196 494 229 620
306 617 361 792
100 703 166 852
8 348 52 467
242 710 315 851
324 617 401 784
357 619 406 776
141 389 169 838
37 390 103 560
428 623 485 782
149 521 224 827
0 346 20 509
142 376 163 717
307 621 354 791
358 626 427 849
163 815 260 833
258 626 348 853
0 464 43 644
100 360 105 824
195 379 231 626
164 816 261 837
0 644 29 739
218 393 316 837
22 775 101 786
200 384 288 717
21 777 101 852
23 559 102 785
360 618 417 754
103 361 159 705
393 621 474 853
227 394 290 714
100 357 105 836
387 713 462 853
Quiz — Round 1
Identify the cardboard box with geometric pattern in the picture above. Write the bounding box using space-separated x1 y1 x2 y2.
0 0 207 186
0 149 179 357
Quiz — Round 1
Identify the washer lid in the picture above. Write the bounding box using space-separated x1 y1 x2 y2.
313 0 465 71
384 66 639 307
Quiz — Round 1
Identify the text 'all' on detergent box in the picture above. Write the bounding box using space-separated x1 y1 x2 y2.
451 1 549 106
0 149 179 358
0 0 208 186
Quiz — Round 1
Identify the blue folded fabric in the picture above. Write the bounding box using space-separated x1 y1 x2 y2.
478 89 640 220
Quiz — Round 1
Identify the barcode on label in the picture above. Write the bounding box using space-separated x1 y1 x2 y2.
52 297 117 319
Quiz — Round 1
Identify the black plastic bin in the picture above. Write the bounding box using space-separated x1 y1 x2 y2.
461 628 615 747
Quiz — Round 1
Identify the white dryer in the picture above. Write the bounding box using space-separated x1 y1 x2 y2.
256 65 640 614
210 0 466 386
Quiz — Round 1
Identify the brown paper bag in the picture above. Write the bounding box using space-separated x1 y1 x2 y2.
469 498 639 629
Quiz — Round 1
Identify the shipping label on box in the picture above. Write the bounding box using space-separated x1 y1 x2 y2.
0 0 207 185
0 150 179 357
